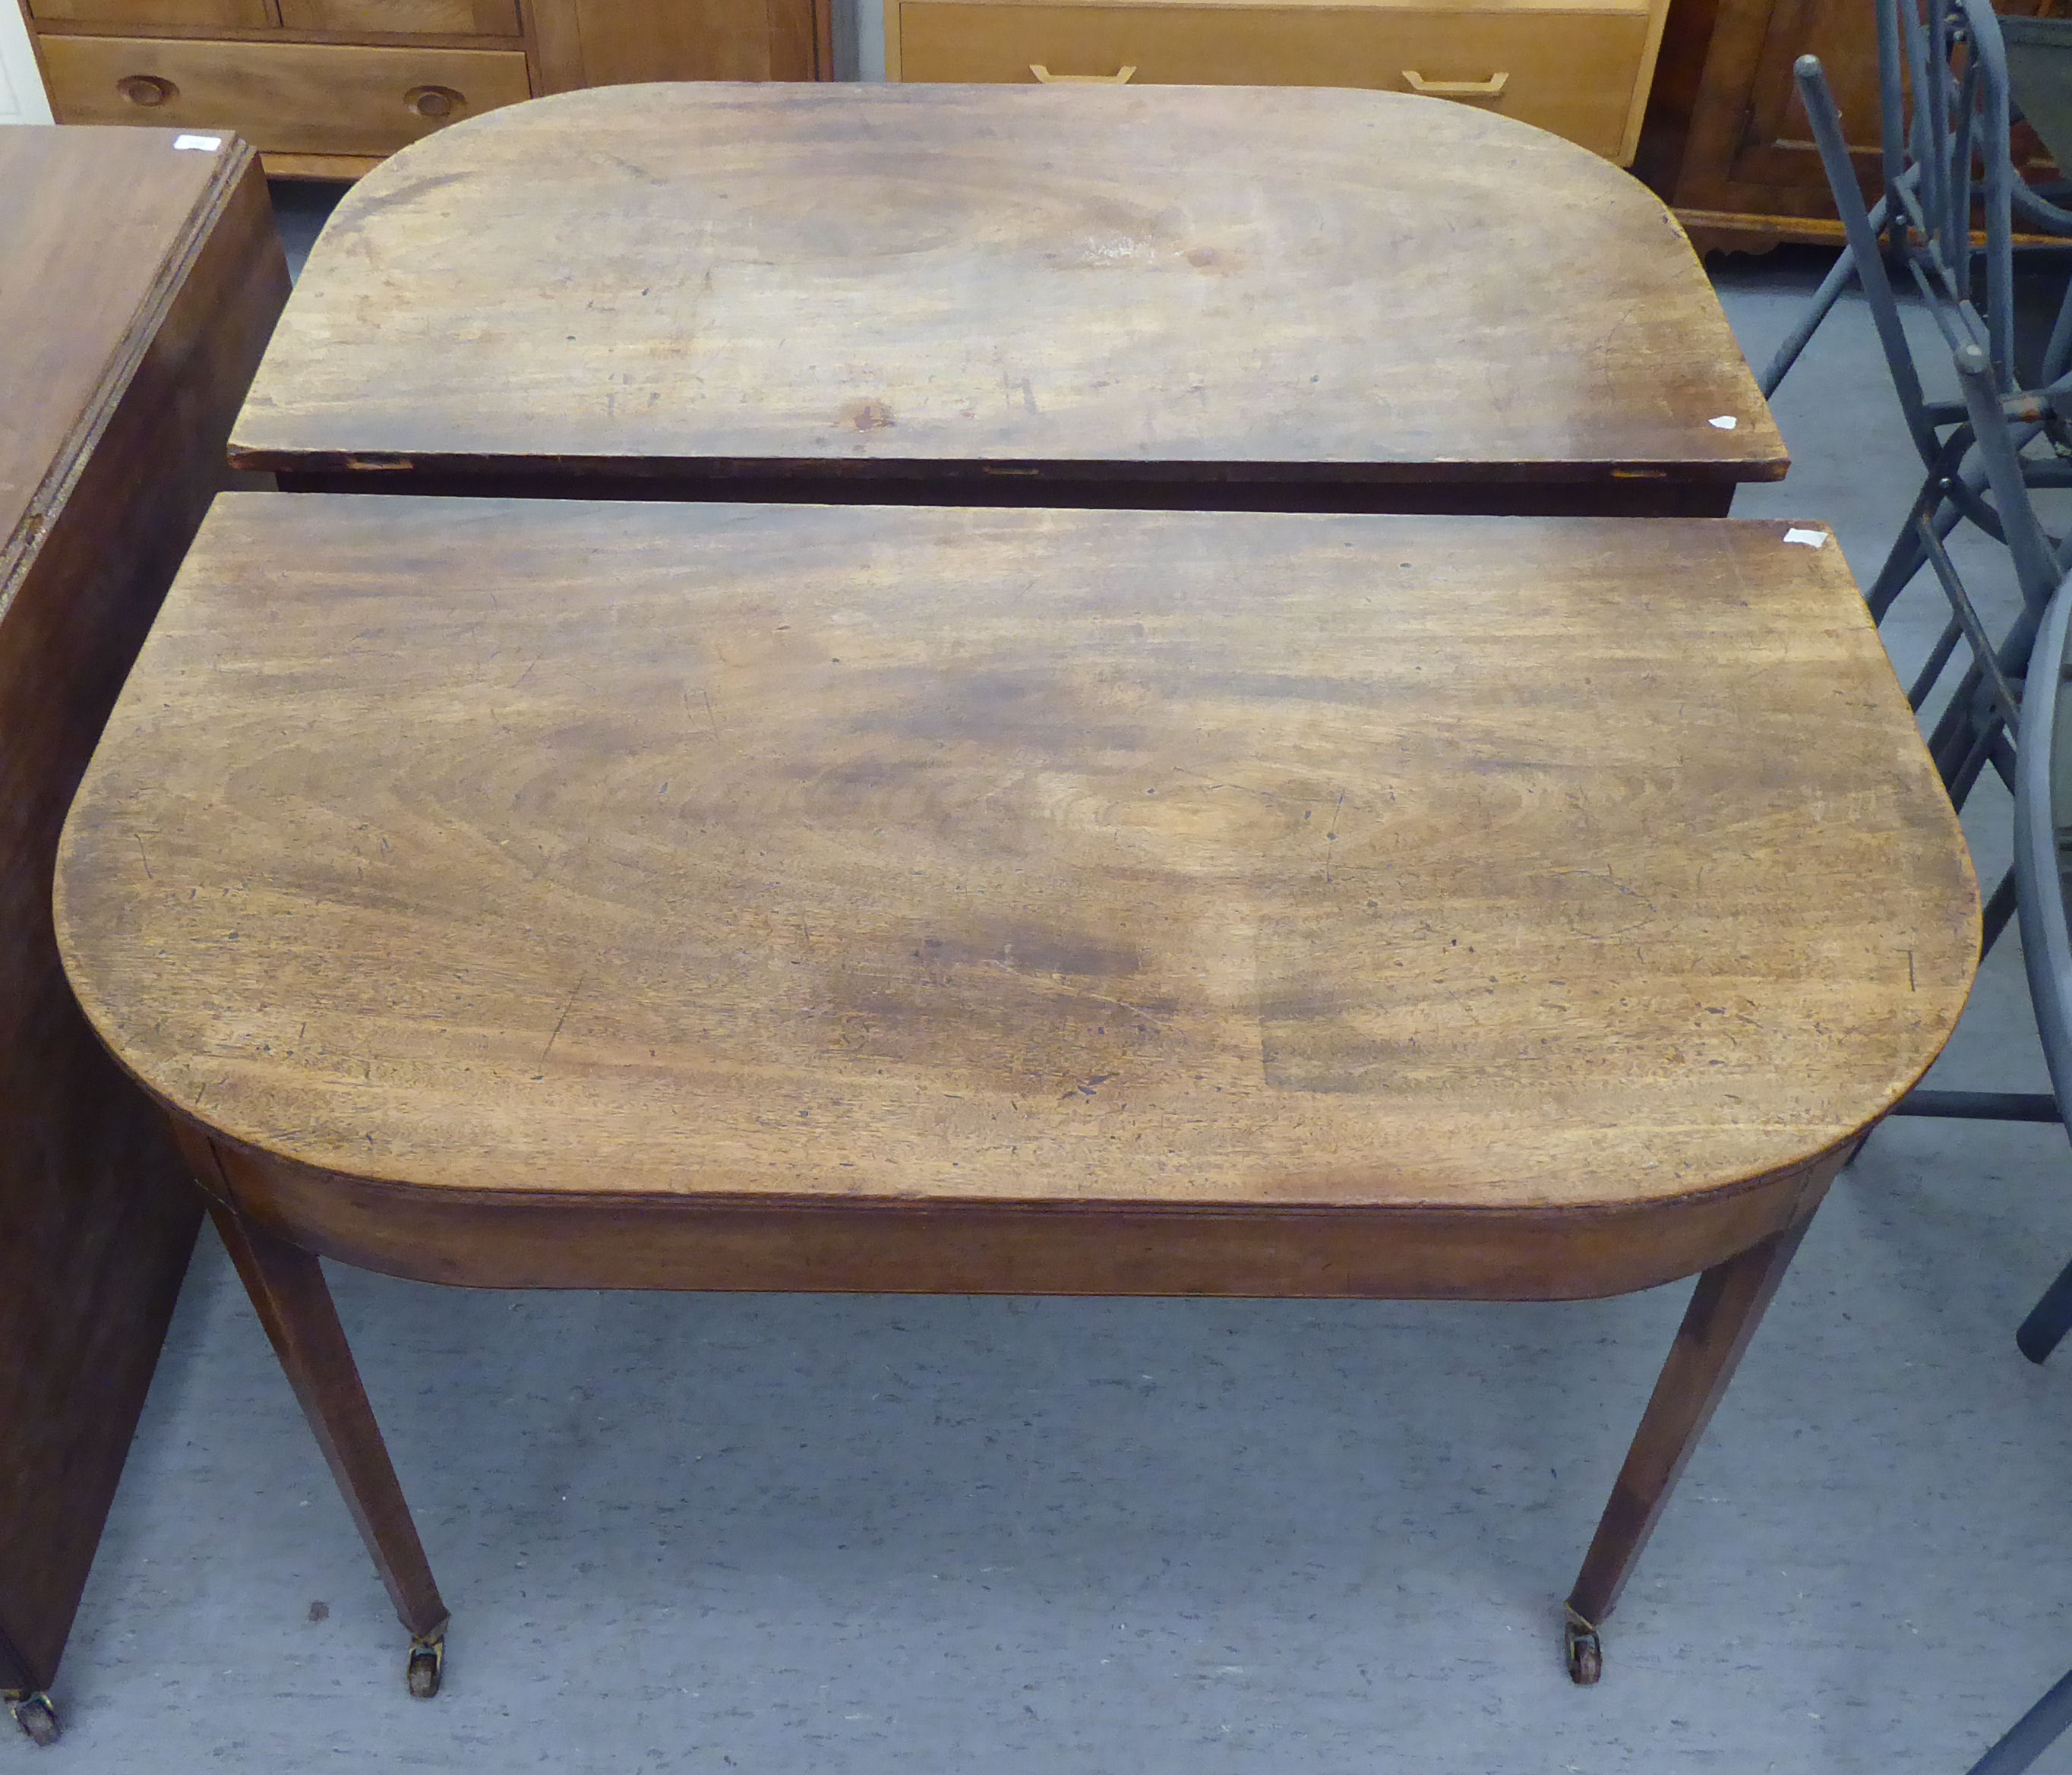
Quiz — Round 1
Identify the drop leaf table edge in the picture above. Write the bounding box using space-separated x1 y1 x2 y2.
227 82 1789 520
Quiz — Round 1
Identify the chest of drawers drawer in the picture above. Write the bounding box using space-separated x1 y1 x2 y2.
275 0 522 35
26 0 273 27
37 35 532 156
889 0 1663 164
26 0 826 182
26 0 516 27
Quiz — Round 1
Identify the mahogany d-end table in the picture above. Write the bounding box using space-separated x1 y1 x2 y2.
55 494 1973 1701
226 82 1786 517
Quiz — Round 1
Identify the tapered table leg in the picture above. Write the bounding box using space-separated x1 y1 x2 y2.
1562 1212 1816 1684
3 1621 59 1743
199 1183 450 1697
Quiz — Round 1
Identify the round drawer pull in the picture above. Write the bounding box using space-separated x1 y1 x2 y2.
115 74 177 107
404 84 463 118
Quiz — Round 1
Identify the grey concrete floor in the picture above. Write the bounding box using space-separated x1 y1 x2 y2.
14 200 2072 1773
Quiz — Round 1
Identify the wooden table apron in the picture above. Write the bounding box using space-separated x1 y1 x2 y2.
54 497 1976 1694
227 83 1788 518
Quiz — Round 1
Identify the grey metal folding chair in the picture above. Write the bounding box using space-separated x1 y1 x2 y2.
1773 0 2072 411
1941 534 2072 1767
1782 0 2072 1134
1788 0 2072 850
1940 334 2072 1371
2012 526 2072 1372
1795 2 2072 863
1785 0 2072 804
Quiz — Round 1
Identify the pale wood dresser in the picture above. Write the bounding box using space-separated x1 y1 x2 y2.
886 0 1675 164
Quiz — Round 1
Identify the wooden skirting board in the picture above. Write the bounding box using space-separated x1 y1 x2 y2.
1676 207 1846 256
1679 205 2072 257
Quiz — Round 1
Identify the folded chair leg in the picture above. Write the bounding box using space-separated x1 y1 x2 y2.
2017 1257 2072 1363
1957 346 2064 611
1758 226 1872 398
2044 273 2072 387
1868 468 1966 624
1796 55 1944 462
1907 616 1964 712
1965 1662 2072 1774
1981 866 2019 958
1933 686 1993 799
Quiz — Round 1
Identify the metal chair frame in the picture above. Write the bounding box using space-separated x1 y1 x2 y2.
1964 1660 2072 1775
1938 508 2072 1767
1785 0 2072 974
1786 5 2072 1128
1778 20 2072 1735
1916 333 2072 1380
2009 449 2072 1373
1771 0 2072 401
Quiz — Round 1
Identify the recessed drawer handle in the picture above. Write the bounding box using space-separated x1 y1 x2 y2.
405 84 464 118
1402 69 1508 96
115 74 177 106
1029 63 1137 83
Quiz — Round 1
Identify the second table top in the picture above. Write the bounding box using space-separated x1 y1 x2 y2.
58 497 1970 1233
229 84 1786 504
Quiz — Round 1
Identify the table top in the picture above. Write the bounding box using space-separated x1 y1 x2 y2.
2 126 254 596
58 496 1973 1224
227 84 1786 494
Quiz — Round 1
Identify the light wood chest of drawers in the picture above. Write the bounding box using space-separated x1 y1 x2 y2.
17 0 832 178
887 0 1671 165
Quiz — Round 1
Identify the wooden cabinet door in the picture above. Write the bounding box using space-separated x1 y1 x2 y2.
1728 0 1884 196
1641 0 1884 221
557 0 823 81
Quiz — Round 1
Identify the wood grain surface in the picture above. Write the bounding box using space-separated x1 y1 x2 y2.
0 129 288 1696
58 497 1971 1274
2 127 226 586
227 83 1787 504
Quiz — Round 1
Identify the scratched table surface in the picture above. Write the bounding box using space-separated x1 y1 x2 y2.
227 84 1786 513
56 496 1971 1270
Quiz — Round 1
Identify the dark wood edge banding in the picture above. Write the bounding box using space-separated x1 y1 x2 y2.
258 466 1745 516
242 450 1785 487
239 448 1786 485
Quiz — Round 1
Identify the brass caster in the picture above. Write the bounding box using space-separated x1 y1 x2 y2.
1564 1609 1603 1686
7 1691 60 1747
406 1632 445 1700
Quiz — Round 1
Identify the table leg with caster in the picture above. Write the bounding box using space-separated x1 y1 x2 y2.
5 1691 59 1747
406 1631 445 1699
1562 1209 1818 1685
192 1161 450 1698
